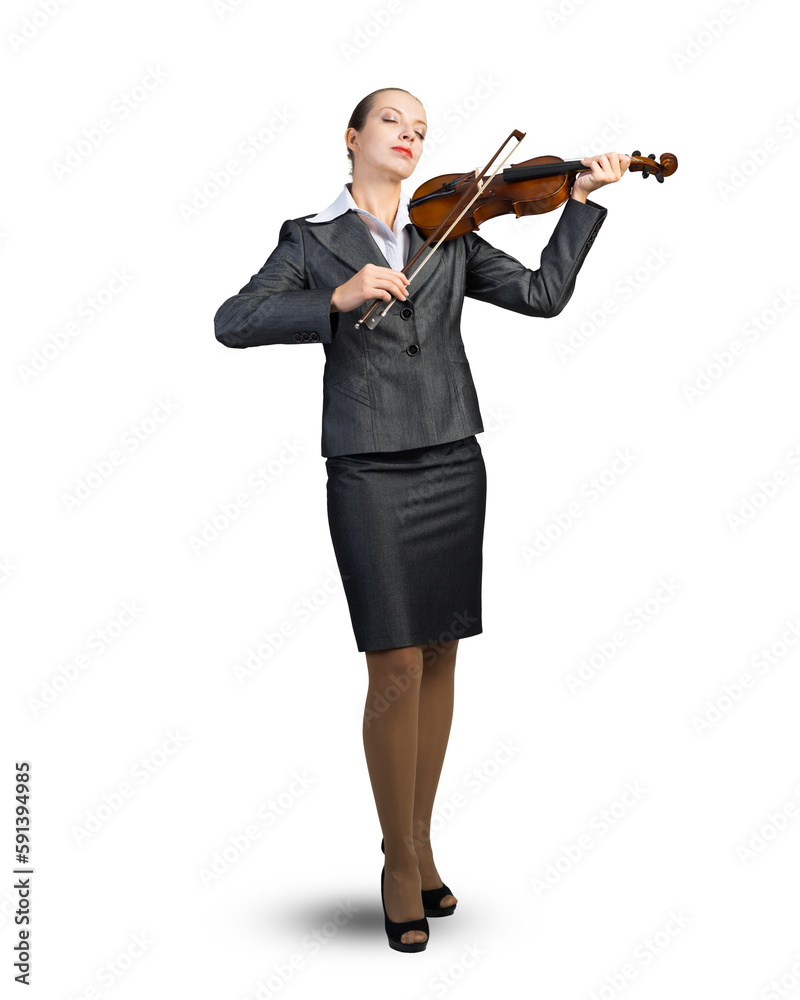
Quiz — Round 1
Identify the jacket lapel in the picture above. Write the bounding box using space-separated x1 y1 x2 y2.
304 210 444 295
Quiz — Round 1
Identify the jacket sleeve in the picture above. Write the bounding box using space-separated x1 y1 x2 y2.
214 219 340 348
463 196 608 318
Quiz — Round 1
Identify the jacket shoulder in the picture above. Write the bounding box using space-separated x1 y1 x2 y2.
271 215 318 244
291 213 326 227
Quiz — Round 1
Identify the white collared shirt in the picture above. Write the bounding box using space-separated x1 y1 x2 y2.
307 182 412 270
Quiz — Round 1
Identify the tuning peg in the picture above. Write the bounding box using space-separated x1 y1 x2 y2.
656 172 664 183
631 149 641 157
648 153 656 162
642 167 650 179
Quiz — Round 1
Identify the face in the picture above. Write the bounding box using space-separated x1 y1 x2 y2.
347 90 427 181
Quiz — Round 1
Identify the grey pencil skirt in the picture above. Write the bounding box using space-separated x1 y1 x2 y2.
325 434 486 652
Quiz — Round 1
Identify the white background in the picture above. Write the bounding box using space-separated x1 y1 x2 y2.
3 0 799 996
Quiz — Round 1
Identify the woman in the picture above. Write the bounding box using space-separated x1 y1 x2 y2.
214 87 630 952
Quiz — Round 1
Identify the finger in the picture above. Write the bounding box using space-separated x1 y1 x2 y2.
386 272 410 296
381 273 408 291
373 277 408 300
378 268 409 289
585 157 604 178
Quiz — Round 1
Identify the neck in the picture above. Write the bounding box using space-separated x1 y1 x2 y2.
348 173 403 230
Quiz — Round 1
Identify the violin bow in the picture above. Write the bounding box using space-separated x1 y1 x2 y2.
354 129 527 331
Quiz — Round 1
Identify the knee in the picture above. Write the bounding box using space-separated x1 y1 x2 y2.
365 646 424 687
421 639 458 670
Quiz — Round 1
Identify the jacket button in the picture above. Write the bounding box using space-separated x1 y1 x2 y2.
406 343 419 356
293 333 302 342
310 332 320 341
400 306 413 320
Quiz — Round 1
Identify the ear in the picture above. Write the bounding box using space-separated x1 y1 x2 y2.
345 128 358 152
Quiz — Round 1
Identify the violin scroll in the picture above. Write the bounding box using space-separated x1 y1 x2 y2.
628 151 678 184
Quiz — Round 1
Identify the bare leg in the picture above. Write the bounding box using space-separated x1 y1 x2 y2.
411 640 459 909
363 644 427 946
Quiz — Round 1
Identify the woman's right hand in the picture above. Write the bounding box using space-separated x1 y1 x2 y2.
330 263 410 313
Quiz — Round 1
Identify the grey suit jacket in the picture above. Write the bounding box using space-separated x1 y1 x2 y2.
214 195 607 456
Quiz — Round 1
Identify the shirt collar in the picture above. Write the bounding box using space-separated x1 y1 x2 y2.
307 182 411 237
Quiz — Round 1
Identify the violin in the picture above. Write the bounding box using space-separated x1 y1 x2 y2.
409 149 678 239
355 129 678 330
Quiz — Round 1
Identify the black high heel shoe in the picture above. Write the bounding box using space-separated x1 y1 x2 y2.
380 865 429 952
381 838 457 918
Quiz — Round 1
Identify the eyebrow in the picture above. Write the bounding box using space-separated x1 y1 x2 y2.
381 106 427 128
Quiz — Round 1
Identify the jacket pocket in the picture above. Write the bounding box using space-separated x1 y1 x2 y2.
323 356 370 408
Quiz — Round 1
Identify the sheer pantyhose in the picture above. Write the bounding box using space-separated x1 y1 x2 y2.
363 639 460 945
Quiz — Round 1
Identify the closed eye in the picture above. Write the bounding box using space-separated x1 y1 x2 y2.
383 117 425 140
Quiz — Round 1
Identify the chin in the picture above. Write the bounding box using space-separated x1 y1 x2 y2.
383 164 412 181
373 153 416 181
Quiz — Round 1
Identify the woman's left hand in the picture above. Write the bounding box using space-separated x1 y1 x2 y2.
570 152 632 201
